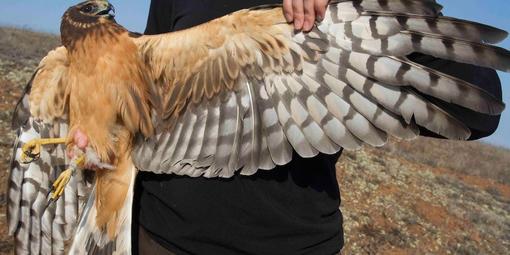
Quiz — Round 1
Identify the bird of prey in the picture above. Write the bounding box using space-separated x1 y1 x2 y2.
7 0 509 254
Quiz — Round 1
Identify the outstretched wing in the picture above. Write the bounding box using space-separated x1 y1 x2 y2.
132 0 508 178
8 47 93 254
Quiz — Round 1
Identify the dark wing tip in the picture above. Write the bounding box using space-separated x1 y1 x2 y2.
12 72 37 129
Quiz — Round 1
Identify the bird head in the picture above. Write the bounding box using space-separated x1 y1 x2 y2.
60 0 119 48
69 0 116 20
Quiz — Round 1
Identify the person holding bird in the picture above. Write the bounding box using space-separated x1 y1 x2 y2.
7 0 505 254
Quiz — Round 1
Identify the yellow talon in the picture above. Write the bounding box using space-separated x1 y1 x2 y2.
49 154 86 202
21 138 67 163
75 154 86 166
50 168 74 201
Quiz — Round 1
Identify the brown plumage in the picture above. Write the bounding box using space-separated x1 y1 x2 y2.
61 0 155 240
7 0 510 254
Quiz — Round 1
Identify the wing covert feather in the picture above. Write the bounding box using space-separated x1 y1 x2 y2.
27 46 69 123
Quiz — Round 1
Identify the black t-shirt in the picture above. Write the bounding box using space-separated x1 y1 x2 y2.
135 1 344 255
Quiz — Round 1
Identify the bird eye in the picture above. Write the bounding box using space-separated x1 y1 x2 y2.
81 4 95 13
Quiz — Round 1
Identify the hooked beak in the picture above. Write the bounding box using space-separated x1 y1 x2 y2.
96 3 115 18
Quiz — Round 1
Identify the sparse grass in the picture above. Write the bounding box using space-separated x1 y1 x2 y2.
0 27 59 65
382 137 510 185
486 186 501 198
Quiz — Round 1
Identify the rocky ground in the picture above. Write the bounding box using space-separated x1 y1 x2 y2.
0 27 509 255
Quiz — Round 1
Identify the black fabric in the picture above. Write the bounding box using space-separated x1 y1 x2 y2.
136 1 344 255
408 53 502 140
135 153 343 255
134 1 502 254
144 0 279 34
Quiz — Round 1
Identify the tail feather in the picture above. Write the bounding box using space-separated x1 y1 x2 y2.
69 166 136 255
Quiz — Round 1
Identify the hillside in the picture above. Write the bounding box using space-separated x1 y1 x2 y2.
0 27 509 254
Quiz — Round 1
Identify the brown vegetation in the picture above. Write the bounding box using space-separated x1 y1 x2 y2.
338 147 510 254
0 27 60 65
1 27 509 255
381 138 510 185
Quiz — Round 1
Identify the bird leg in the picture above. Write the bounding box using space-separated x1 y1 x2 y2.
49 152 86 202
21 138 67 163
49 143 114 202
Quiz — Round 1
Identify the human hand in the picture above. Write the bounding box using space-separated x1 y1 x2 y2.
283 0 329 31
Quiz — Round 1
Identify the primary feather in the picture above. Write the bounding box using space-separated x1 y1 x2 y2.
8 0 509 254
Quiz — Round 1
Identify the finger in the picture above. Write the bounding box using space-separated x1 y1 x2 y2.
283 0 293 22
73 129 89 149
292 0 304 30
303 0 315 31
315 0 328 22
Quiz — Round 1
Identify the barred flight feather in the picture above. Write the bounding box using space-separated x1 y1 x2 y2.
347 14 508 43
134 0 508 178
